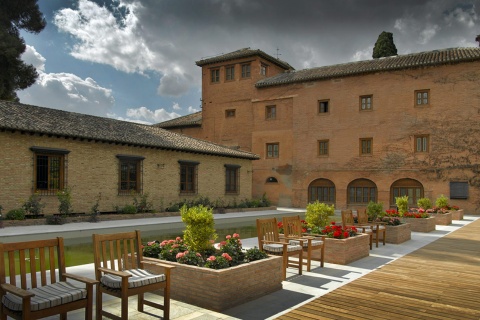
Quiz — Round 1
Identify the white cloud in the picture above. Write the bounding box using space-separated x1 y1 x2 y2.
188 106 200 113
352 46 373 61
22 45 46 71
444 5 478 28
172 103 181 110
123 106 181 124
418 24 440 45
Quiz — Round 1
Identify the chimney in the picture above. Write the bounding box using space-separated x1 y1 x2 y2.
476 34 480 47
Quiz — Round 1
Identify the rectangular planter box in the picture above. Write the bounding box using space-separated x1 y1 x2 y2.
385 223 411 244
449 209 464 220
143 255 283 311
431 212 452 225
402 217 436 232
324 233 370 265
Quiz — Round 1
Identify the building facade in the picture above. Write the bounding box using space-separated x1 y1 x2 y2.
0 101 258 214
157 47 480 213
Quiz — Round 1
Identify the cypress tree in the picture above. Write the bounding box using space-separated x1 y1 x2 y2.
372 31 398 59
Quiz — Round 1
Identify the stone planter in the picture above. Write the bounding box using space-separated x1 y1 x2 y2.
431 212 452 225
324 233 370 265
449 209 464 220
143 255 283 311
402 217 436 232
385 223 411 244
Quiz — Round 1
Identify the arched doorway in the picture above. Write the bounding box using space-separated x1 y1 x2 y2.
308 178 335 204
347 178 377 205
390 178 424 207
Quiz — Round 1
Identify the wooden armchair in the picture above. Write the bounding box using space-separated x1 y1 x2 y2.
0 237 97 320
92 230 174 320
357 208 386 247
341 209 373 250
282 215 325 271
256 218 303 280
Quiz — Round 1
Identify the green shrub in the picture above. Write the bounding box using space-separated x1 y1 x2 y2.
143 241 162 258
57 187 73 215
181 205 217 253
22 193 45 215
395 195 409 215
417 197 432 210
435 195 449 208
133 193 152 213
46 215 66 225
6 208 26 220
366 201 384 220
244 247 268 262
121 204 137 214
305 201 334 228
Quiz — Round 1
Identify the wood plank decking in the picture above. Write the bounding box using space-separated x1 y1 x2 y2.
276 218 480 320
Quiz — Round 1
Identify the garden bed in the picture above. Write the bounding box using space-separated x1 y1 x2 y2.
385 223 411 244
402 217 436 232
324 233 370 265
143 255 283 311
431 212 452 225
449 209 464 220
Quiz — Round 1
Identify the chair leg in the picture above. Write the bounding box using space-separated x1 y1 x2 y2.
164 285 170 320
96 288 102 320
369 234 373 250
282 253 288 280
298 250 303 275
382 230 386 246
60 313 66 320
121 289 129 320
306 247 312 272
138 292 144 312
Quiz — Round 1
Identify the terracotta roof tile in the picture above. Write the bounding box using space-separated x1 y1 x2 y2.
153 111 202 128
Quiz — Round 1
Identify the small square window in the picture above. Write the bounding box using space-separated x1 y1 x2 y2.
450 181 468 199
318 140 329 156
226 66 235 81
266 105 276 119
260 64 267 76
360 95 372 110
414 135 429 152
318 100 329 114
360 138 373 155
225 109 236 118
415 90 429 106
211 69 220 83
266 143 279 158
241 64 251 78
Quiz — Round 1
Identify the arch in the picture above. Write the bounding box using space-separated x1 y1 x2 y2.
347 178 377 205
265 177 278 183
390 178 424 207
308 178 335 204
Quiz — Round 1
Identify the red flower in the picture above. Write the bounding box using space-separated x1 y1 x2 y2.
343 232 349 238
333 230 341 238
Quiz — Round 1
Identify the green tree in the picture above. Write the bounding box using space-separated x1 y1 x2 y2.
0 0 46 101
372 31 398 59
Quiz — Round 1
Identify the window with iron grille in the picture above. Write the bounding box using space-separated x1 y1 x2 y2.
179 161 199 194
117 155 144 195
225 165 240 194
30 147 69 195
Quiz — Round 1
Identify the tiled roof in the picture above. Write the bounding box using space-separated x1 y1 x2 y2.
0 101 259 160
153 111 202 128
256 47 480 88
195 47 294 70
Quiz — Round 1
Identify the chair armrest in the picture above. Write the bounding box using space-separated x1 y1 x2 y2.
63 273 99 285
97 267 131 278
141 260 176 271
0 283 34 298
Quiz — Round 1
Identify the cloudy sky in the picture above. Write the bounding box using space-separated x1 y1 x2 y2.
18 0 480 124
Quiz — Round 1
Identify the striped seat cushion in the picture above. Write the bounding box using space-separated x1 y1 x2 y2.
372 225 386 230
2 282 86 312
289 239 323 247
263 243 302 253
356 227 372 233
100 269 166 289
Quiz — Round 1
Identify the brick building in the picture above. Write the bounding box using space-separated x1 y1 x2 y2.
156 47 480 213
0 101 258 214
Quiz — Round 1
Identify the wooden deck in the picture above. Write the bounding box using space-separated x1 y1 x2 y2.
277 218 480 320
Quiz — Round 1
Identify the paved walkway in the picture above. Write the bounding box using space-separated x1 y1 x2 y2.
1 209 478 319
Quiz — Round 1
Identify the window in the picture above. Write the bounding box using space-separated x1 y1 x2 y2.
179 161 198 194
348 179 377 204
241 64 251 78
211 69 220 83
225 66 235 81
266 105 276 120
309 179 335 204
415 90 429 106
31 147 69 195
391 178 424 207
266 143 279 158
225 164 240 194
260 64 267 76
415 135 429 152
318 100 329 113
360 95 372 110
117 155 144 195
450 181 468 199
318 140 329 156
225 109 236 118
360 138 373 155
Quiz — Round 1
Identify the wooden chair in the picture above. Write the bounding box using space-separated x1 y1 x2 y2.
256 218 303 280
341 209 373 250
282 215 325 271
357 208 386 247
92 230 174 320
0 237 97 320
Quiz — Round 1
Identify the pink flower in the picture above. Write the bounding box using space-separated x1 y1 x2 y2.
172 244 178 248
147 241 156 246
207 256 216 261
233 233 240 238
176 252 184 259
196 253 202 257
176 237 182 241
222 253 232 261
220 241 227 246
226 235 231 239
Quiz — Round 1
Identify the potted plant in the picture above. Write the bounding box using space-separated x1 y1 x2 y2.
305 201 335 230
378 215 411 244
366 201 384 221
400 209 436 232
395 195 409 215
428 195 453 225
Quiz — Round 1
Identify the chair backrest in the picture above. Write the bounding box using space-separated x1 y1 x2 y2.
341 209 354 226
92 230 143 279
0 238 66 290
256 217 280 248
282 215 303 238
357 208 369 224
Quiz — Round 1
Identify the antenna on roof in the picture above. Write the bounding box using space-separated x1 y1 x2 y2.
275 47 282 59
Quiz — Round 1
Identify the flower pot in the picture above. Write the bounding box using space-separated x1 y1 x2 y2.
324 233 370 265
449 209 464 220
143 255 283 311
402 217 436 232
431 212 452 225
385 223 411 244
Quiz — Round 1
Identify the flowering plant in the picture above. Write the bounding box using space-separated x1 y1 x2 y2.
204 253 232 269
175 250 204 266
378 216 402 226
277 221 284 234
403 208 430 218
384 209 402 217
321 221 357 239
158 237 188 261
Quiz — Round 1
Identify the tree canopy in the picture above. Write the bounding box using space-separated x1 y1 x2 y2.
0 0 46 101
372 31 398 59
